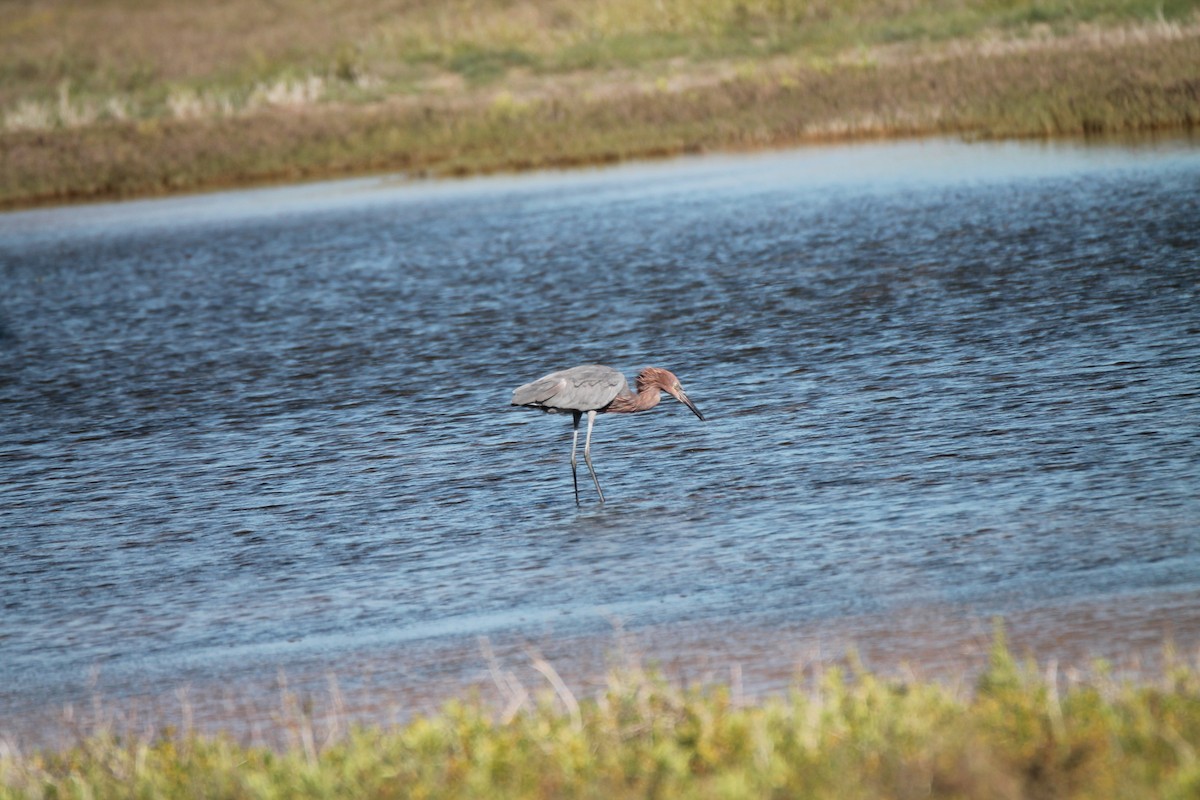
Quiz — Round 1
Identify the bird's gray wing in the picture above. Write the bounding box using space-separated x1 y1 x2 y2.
511 364 628 412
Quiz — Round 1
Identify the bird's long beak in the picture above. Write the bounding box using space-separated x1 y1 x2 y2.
675 389 705 421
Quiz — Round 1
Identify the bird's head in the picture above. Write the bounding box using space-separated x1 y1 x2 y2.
637 367 705 421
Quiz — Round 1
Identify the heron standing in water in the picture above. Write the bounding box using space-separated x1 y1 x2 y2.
511 364 705 504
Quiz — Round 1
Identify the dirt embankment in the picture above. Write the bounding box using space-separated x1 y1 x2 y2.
2 12 1198 208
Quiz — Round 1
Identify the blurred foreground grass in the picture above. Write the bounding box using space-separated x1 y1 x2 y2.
2 0 1199 206
3 633 1200 799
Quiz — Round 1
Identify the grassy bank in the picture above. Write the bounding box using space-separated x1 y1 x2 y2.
2 0 1199 207
3 635 1199 799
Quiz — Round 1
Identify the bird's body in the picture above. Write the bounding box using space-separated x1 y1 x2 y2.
511 364 704 504
510 364 631 415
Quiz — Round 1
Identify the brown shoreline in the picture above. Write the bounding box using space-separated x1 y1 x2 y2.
3 26 1197 211
8 588 1199 751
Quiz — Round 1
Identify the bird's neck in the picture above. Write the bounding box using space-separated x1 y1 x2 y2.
607 384 662 414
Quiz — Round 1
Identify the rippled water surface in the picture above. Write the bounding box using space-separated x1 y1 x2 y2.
2 139 1199 733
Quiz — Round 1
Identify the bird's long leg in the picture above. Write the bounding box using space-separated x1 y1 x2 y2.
583 410 605 504
570 411 582 505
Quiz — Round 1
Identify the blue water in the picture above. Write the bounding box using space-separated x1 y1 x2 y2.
2 138 1198 734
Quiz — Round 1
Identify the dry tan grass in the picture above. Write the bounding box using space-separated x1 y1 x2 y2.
1 0 1198 206
3 636 1200 799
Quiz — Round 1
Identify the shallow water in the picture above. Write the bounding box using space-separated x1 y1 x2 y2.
2 138 1199 737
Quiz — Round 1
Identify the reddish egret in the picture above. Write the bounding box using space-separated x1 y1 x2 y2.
511 364 704 504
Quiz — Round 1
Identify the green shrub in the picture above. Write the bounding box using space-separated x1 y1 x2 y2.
4 632 1199 799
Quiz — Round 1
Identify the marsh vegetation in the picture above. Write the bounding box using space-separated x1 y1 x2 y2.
2 0 1198 205
3 636 1200 799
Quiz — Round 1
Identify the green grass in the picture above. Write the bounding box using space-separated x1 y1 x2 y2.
7 1 1195 95
4 633 1200 799
4 0 1197 112
1 0 1198 206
